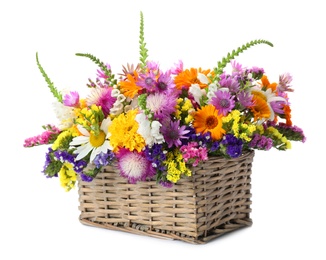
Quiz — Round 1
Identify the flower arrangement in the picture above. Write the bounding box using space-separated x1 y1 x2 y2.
24 12 305 191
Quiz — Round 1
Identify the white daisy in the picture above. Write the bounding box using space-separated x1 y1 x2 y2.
70 117 112 162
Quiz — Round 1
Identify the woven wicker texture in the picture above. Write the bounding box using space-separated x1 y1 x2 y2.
78 150 255 244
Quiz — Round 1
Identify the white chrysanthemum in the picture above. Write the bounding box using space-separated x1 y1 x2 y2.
135 113 164 147
70 117 112 162
52 101 76 130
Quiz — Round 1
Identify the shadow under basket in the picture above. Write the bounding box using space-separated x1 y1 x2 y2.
78 150 255 244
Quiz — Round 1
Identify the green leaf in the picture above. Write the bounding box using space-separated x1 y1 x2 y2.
36 52 63 103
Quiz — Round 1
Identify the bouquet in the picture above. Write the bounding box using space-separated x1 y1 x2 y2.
24 12 305 191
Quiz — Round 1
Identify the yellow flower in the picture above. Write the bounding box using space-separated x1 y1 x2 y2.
59 163 77 192
52 131 72 150
108 109 145 152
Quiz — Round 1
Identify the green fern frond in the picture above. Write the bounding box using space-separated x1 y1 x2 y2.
213 39 273 81
75 53 116 85
139 11 149 71
36 52 62 103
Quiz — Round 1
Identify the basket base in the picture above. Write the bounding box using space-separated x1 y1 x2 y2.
79 217 253 244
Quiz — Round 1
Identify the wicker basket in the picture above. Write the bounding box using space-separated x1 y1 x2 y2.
78 150 255 244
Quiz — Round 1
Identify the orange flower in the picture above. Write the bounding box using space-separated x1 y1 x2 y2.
174 68 210 90
283 104 292 126
119 71 141 99
250 93 271 121
260 75 277 92
193 104 225 140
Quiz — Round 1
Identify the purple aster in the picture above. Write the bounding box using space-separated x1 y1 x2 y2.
247 66 264 79
270 100 287 114
137 71 157 92
210 90 235 116
230 60 243 74
238 90 254 107
160 120 190 148
146 61 160 73
219 75 240 93
155 71 175 93
63 91 80 107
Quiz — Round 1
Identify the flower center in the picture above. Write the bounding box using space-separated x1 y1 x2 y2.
168 130 179 140
89 130 106 147
220 99 230 108
158 82 167 90
145 77 154 86
206 115 218 129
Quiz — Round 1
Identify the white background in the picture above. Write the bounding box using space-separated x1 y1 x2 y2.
1 0 325 259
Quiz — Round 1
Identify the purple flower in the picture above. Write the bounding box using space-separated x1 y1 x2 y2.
156 71 175 93
219 75 240 93
221 134 243 158
238 90 254 107
93 151 115 168
210 90 235 116
137 71 157 92
161 120 190 148
249 134 273 150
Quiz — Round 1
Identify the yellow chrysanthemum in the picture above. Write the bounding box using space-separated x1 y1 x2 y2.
108 109 145 152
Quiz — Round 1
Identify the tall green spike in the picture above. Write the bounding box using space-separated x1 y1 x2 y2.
213 39 273 81
139 11 149 71
36 52 62 103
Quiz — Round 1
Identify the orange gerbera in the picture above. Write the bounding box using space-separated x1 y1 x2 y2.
250 93 271 121
193 104 225 140
260 75 277 92
174 68 210 90
119 71 141 99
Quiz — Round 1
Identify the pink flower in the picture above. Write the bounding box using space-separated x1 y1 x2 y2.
63 91 79 107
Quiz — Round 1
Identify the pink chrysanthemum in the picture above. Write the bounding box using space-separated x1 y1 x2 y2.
116 148 155 184
86 87 117 117
146 92 177 122
63 91 79 107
